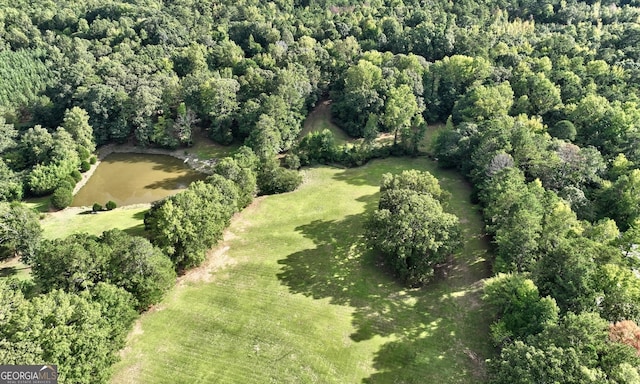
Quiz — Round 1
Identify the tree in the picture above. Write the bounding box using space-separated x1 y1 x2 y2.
366 171 461 286
549 120 577 141
18 125 54 167
100 230 176 310
0 159 23 201
0 202 42 262
610 320 640 356
383 84 422 148
483 273 559 344
452 83 514 124
600 170 640 231
200 77 240 145
595 263 640 323
212 157 256 209
0 117 18 154
62 106 95 156
29 234 110 293
533 237 599 314
257 158 303 196
145 180 238 270
51 186 73 210
379 170 449 203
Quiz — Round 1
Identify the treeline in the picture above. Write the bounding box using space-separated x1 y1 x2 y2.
430 65 640 384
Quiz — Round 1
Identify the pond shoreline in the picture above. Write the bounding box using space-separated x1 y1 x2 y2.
72 144 215 197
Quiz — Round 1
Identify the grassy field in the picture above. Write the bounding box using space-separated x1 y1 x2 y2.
111 157 492 384
40 205 149 239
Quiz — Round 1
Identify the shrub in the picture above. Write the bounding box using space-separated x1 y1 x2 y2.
105 201 117 210
78 146 91 161
71 170 82 182
51 187 73 210
257 158 303 195
283 153 301 170
89 156 97 164
80 160 91 172
92 203 103 212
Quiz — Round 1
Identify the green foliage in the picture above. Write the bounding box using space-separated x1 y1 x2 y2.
296 129 338 164
212 157 256 209
71 169 82 182
256 158 303 196
62 107 96 155
29 230 175 311
366 170 461 286
483 273 559 344
145 180 238 270
0 159 23 202
0 49 51 113
490 312 640 384
549 120 577 141
452 83 514 124
51 186 73 210
0 279 137 384
105 201 117 211
92 203 103 212
100 230 176 310
0 202 42 262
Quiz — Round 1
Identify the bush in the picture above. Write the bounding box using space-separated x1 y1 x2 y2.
78 146 91 161
80 160 91 172
257 158 303 195
51 187 73 210
89 156 97 164
105 201 117 210
283 153 301 170
71 170 82 182
92 203 103 212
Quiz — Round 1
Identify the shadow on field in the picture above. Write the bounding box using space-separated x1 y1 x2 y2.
277 194 488 383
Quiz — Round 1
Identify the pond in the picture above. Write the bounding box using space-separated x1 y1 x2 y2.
72 153 205 207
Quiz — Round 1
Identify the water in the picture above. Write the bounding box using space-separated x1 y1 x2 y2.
72 153 204 207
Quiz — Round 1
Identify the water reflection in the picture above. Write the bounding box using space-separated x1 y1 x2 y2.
72 153 204 207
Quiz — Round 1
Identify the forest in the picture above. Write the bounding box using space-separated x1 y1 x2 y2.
2 0 640 382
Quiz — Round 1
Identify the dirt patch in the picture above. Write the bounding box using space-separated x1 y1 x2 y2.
178 243 236 285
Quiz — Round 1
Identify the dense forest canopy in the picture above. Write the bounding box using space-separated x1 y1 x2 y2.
3 0 640 382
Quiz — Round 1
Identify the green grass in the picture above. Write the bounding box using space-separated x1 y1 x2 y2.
186 130 241 160
299 101 353 146
0 256 31 280
111 157 492 384
41 205 149 239
23 196 52 213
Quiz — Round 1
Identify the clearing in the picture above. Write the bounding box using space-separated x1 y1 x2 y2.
111 157 492 383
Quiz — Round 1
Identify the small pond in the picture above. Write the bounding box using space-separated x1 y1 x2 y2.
72 153 205 207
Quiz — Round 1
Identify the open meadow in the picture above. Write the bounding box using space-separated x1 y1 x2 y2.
111 157 492 383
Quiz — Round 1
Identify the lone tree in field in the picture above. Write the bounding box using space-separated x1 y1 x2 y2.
366 170 462 286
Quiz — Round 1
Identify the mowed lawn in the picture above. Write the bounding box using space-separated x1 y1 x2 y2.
111 157 493 384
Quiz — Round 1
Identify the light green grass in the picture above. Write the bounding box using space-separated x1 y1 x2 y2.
111 157 492 384
299 101 353 146
41 205 149 240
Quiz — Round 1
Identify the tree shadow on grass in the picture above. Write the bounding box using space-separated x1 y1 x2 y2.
0 266 17 277
276 197 490 383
